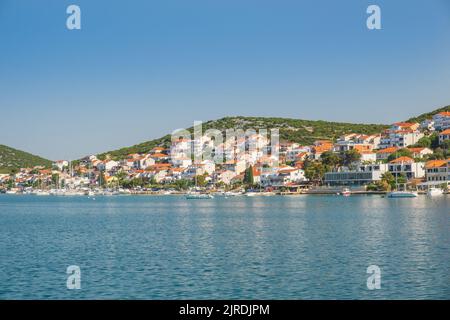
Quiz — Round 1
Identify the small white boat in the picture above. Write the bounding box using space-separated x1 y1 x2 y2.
186 193 214 199
341 188 351 197
5 190 18 195
387 191 418 198
35 190 51 196
224 191 242 197
427 187 443 197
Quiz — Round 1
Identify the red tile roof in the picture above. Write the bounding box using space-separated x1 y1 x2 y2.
389 156 414 164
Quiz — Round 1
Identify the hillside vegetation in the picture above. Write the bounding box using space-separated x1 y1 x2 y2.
97 116 389 160
0 145 51 174
406 105 450 124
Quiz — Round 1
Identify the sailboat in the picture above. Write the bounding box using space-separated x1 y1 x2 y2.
386 174 417 198
186 173 213 199
386 151 418 198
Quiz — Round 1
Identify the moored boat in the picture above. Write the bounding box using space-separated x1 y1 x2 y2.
427 187 444 196
186 193 214 199
387 191 418 198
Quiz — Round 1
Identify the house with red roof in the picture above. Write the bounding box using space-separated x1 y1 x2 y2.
388 156 425 179
438 128 450 145
379 122 423 149
432 111 450 131
422 159 449 187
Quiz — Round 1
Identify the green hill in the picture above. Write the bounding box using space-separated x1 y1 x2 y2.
97 116 389 160
0 145 52 174
406 105 450 123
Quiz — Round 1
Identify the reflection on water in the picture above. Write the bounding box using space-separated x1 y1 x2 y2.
0 195 448 299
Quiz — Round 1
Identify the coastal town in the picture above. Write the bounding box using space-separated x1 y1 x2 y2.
1 111 449 196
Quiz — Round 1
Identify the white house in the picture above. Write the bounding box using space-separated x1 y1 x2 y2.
388 156 425 179
171 157 192 168
420 119 435 131
432 111 450 131
422 159 449 187
104 160 119 171
407 147 433 158
376 147 399 161
324 163 388 186
53 160 69 171
379 122 423 149
439 129 450 145
215 170 237 185
359 151 377 163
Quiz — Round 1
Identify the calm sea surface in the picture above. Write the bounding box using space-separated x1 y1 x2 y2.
0 194 448 299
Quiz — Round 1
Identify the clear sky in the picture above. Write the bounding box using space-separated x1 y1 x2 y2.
1 0 450 160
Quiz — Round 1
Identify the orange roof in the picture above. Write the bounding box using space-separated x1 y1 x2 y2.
295 161 304 168
151 163 171 167
279 168 300 174
393 122 417 128
295 152 307 158
389 156 414 164
437 111 450 117
313 144 333 153
407 147 428 153
151 153 168 158
354 145 372 152
315 140 332 144
376 147 399 154
424 159 447 168
439 129 450 135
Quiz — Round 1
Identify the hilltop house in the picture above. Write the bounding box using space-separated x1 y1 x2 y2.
438 129 450 145
334 134 380 152
379 122 423 149
53 160 69 171
432 111 450 131
420 119 435 131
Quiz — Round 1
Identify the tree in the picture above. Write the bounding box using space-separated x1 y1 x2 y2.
427 148 445 160
115 171 128 187
387 148 412 162
430 133 440 149
304 161 326 184
195 174 208 187
174 179 193 190
442 140 450 150
343 149 361 166
244 165 254 185
51 173 60 188
397 173 407 185
413 136 432 148
320 151 341 169
381 172 395 190
98 171 106 187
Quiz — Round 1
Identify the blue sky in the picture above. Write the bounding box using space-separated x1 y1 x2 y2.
1 0 450 160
